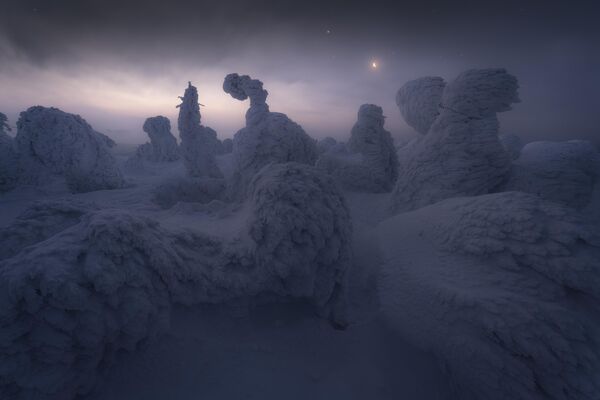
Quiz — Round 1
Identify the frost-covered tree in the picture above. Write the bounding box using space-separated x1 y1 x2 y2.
499 133 524 160
0 162 352 399
126 116 180 168
503 140 600 209
390 69 518 213
177 82 223 178
316 104 398 192
223 73 317 198
395 76 446 135
0 112 18 192
378 191 600 400
14 106 124 192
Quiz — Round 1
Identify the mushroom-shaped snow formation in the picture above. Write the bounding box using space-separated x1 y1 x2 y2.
223 73 318 198
390 69 518 213
0 112 18 192
316 104 398 192
14 106 124 192
0 163 351 399
177 82 223 178
395 76 446 135
378 191 600 400
504 140 600 209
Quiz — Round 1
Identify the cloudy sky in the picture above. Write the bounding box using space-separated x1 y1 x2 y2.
0 0 598 145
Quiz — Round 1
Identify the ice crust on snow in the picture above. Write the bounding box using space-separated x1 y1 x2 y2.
390 69 518 213
13 106 125 192
503 140 600 209
316 104 398 192
177 83 223 178
0 162 352 399
378 191 600 400
223 73 318 199
395 76 446 135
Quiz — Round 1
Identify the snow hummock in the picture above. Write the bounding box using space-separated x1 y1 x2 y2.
14 106 125 193
503 140 600 209
0 162 352 399
316 104 398 192
177 83 223 178
378 191 600 400
223 73 318 199
390 69 518 213
395 76 446 135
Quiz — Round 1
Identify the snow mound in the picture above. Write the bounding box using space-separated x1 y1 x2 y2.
0 163 352 399
177 83 223 178
316 104 398 192
14 106 124 192
0 113 18 192
390 69 517 213
503 140 600 209
378 191 600 400
395 76 446 135
499 133 524 160
223 73 317 199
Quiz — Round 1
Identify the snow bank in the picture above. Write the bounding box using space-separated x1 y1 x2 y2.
503 140 600 209
14 106 124 192
395 76 446 135
378 191 600 400
0 163 352 399
317 104 398 192
177 83 223 178
223 73 318 199
390 69 517 213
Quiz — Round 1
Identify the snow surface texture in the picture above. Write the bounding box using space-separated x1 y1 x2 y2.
223 73 318 199
151 176 226 209
177 83 223 178
13 106 124 193
395 76 446 135
317 104 398 192
390 69 518 213
0 113 18 192
499 133 524 160
503 140 600 209
378 191 600 400
0 162 352 399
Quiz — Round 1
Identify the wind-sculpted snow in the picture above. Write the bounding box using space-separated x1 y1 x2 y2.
390 69 517 213
0 163 352 399
503 140 600 209
499 133 524 160
378 191 600 400
317 104 398 192
0 113 18 192
177 83 223 178
14 106 124 192
395 76 445 135
223 73 317 199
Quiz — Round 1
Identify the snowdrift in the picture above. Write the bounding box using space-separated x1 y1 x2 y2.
378 191 600 400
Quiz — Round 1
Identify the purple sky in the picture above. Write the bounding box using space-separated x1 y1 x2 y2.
1 0 598 146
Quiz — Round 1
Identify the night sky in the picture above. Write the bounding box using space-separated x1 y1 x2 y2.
1 0 598 145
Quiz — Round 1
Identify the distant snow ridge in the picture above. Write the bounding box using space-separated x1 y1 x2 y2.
223 73 318 199
0 112 18 192
177 82 223 178
0 163 352 399
317 104 398 192
378 191 600 400
391 69 518 213
14 106 124 192
395 76 446 135
504 140 600 209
